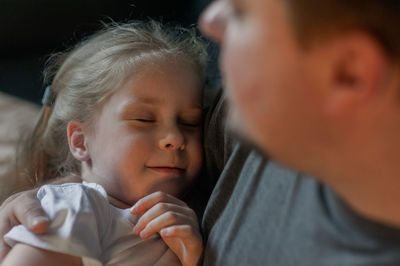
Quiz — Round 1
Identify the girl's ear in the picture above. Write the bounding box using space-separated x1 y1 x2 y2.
67 120 90 162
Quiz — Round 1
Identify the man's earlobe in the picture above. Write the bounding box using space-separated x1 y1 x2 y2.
67 121 90 162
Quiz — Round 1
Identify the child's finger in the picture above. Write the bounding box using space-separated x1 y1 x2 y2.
160 224 201 240
137 211 195 239
133 203 197 235
160 225 203 266
130 191 187 215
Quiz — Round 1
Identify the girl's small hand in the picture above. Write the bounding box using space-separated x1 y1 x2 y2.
131 192 202 266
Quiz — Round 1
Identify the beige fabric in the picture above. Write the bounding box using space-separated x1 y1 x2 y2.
0 92 40 203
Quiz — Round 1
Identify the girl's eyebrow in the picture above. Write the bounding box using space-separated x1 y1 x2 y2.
133 96 162 105
119 97 162 110
136 97 202 109
119 97 203 111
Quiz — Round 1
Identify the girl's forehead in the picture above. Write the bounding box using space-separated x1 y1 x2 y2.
110 61 202 104
121 56 200 83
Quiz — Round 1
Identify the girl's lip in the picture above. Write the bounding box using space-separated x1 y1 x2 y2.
147 166 185 175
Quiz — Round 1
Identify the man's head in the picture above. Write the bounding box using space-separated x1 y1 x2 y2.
284 0 400 60
199 0 400 178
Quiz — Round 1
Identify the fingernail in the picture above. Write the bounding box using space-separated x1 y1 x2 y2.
132 225 139 235
140 229 148 239
130 205 137 213
31 217 49 227
161 228 170 237
30 217 49 233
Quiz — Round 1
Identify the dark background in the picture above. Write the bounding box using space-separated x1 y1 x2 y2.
0 0 217 105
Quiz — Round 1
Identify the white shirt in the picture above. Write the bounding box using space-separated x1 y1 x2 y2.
4 182 180 265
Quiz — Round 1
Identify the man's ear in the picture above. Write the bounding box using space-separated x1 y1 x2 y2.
324 31 390 115
67 120 90 162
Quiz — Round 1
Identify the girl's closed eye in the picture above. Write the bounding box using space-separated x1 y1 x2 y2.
135 118 155 123
180 120 200 127
121 114 154 121
179 116 202 128
120 108 155 123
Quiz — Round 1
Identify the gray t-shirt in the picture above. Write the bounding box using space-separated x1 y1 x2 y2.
199 91 400 265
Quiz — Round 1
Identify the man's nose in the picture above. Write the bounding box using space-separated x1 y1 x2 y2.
198 0 228 44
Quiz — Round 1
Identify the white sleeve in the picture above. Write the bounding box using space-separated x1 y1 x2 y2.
4 183 111 265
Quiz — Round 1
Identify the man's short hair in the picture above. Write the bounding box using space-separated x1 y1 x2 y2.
284 0 400 59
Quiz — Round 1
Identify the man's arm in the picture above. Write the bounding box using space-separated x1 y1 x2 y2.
2 243 81 266
0 175 81 260
0 190 48 260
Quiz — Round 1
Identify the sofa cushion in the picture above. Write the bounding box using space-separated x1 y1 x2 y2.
0 92 40 202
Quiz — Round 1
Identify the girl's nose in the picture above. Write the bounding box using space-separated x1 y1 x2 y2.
159 126 185 151
198 0 228 44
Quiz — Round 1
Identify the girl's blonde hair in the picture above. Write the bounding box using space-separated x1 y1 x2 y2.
18 20 208 186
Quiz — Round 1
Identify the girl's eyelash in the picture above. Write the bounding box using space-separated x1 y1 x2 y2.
135 119 154 122
127 117 200 126
180 121 200 127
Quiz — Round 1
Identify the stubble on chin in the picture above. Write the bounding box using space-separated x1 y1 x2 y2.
227 103 243 135
226 102 256 145
226 100 271 159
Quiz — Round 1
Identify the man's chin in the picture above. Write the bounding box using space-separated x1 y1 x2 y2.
227 106 247 138
227 106 269 156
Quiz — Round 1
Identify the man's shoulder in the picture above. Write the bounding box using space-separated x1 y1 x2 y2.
202 159 400 265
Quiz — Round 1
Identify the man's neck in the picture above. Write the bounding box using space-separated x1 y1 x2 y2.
323 146 400 229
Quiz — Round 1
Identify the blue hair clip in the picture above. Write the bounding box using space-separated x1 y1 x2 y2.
42 86 53 106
